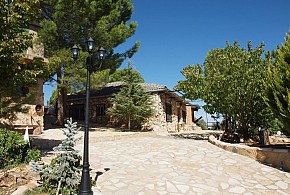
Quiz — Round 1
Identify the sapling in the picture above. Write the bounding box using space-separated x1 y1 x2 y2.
32 118 82 195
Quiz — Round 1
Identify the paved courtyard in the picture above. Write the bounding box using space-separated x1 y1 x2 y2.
73 134 290 195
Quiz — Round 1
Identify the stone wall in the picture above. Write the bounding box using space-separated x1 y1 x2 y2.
144 93 192 134
14 79 44 135
25 26 48 63
12 25 46 135
0 80 44 135
208 135 290 172
0 103 44 135
67 90 196 135
144 93 168 134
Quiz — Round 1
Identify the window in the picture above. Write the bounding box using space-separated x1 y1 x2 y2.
96 104 106 116
165 102 172 122
69 104 84 120
182 110 186 123
178 108 181 122
16 86 29 97
21 86 29 96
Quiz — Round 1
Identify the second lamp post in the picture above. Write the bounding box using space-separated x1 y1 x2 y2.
71 37 105 195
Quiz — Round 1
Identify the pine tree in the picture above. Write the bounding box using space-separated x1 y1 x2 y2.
39 118 82 194
38 0 139 126
264 32 290 135
109 67 145 83
107 63 154 130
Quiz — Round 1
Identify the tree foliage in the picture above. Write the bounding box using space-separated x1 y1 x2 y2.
175 41 272 139
264 32 290 135
38 0 139 125
0 128 41 169
48 88 58 105
109 62 145 83
0 0 41 81
107 64 153 130
0 0 49 120
0 128 27 168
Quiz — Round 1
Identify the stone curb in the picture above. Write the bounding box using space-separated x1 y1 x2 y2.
208 135 290 172
32 131 156 150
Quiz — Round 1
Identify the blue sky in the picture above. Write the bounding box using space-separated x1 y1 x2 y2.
44 0 290 122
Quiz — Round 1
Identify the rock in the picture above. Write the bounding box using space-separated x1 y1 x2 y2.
0 172 17 188
26 181 37 189
37 161 45 165
269 134 290 143
11 185 29 195
0 164 40 194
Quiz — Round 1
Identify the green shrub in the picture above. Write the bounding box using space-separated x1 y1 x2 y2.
198 119 208 130
268 118 284 135
0 128 41 169
0 128 27 169
24 186 47 195
25 148 41 163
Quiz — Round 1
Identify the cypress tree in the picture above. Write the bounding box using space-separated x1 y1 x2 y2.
264 32 290 135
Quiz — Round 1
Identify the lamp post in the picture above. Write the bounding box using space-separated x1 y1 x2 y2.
71 38 105 195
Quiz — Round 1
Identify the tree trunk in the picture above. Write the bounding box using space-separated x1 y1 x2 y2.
56 180 61 195
225 115 229 132
128 115 131 130
239 115 250 141
56 68 65 126
242 123 249 141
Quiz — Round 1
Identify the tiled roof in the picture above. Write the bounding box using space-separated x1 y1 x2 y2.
105 81 124 87
67 84 122 100
67 82 168 100
105 82 167 91
140 83 167 92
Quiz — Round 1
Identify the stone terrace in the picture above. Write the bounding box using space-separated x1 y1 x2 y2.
14 128 290 195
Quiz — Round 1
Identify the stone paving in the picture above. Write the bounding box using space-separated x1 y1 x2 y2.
72 134 290 195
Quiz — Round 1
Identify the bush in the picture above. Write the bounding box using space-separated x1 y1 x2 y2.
24 186 47 195
220 132 240 143
25 148 41 163
0 128 41 169
268 118 284 135
198 119 208 130
0 128 27 169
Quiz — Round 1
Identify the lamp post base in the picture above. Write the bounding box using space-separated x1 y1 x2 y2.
78 167 93 195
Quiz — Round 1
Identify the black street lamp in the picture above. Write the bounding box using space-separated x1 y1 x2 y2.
71 38 105 195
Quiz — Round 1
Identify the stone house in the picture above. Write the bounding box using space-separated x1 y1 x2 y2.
66 82 199 134
0 24 47 135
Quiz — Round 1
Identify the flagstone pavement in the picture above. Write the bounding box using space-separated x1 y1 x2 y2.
17 128 290 195
69 132 290 195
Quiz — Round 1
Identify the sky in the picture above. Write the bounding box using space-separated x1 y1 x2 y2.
44 0 290 123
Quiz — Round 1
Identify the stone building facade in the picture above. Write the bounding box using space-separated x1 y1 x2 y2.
67 82 199 134
0 24 47 135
